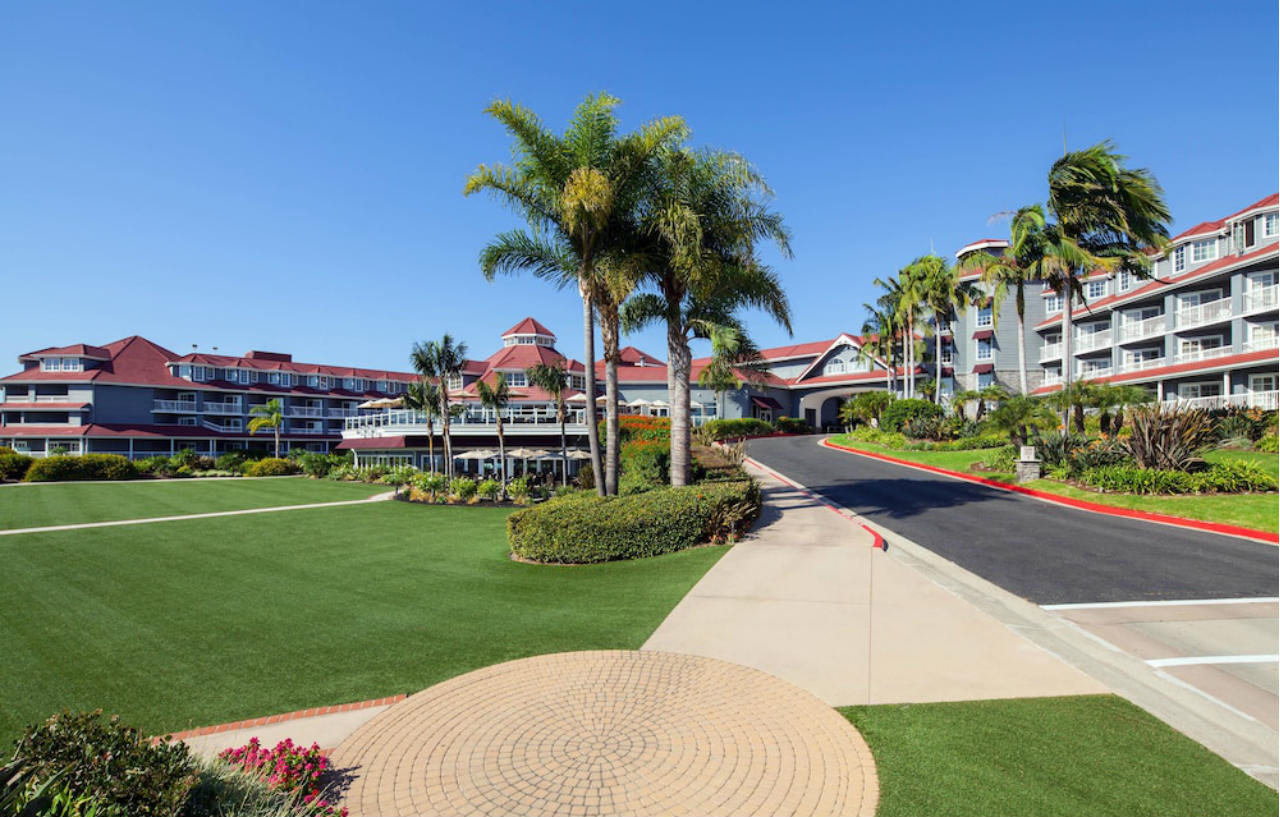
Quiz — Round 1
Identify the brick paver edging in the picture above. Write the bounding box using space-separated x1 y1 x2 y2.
157 695 407 742
821 438 1279 544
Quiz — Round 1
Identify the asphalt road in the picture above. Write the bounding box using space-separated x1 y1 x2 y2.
746 435 1280 605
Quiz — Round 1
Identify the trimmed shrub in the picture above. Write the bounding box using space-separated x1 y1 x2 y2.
11 710 197 817
900 435 1006 452
0 451 33 481
773 416 812 434
215 451 249 472
170 448 200 468
901 415 946 441
508 476 532 505
135 455 174 476
880 398 944 434
698 418 774 441
975 445 1016 473
477 479 501 501
620 439 670 489
24 454 138 482
242 457 301 477
1079 462 1277 494
449 477 477 503
1257 434 1279 454
507 480 761 564
842 427 908 447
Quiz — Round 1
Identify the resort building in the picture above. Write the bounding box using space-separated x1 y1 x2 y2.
946 193 1279 410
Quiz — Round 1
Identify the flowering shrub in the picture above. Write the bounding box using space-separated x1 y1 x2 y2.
604 414 672 443
243 457 302 477
218 738 346 816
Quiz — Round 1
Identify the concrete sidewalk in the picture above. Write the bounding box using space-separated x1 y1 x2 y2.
643 463 1105 706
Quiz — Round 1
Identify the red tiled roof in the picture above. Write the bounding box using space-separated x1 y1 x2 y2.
3 336 189 388
169 350 418 381
1033 242 1279 330
337 436 407 450
1031 348 1279 395
757 340 833 361
1223 193 1279 224
502 317 556 338
1170 219 1224 242
18 344 111 361
619 346 664 366
0 402 90 410
793 366 924 386
483 344 571 372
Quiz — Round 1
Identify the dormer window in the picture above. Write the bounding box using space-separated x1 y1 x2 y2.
1172 246 1186 273
976 306 993 327
343 377 365 391
267 372 281 385
1086 279 1107 300
1265 213 1278 238
504 372 528 387
1191 238 1217 263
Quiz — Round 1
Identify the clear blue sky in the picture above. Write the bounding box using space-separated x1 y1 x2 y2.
2 1 1276 372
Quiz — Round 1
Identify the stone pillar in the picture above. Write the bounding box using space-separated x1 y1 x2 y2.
1016 445 1042 483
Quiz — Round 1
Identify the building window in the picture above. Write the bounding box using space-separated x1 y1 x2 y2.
1173 246 1186 273
1249 322 1278 346
40 358 61 372
1178 382 1221 400
1086 279 1107 300
976 339 993 360
504 372 528 387
824 359 845 375
1250 373 1278 394
977 371 993 388
267 372 280 385
1232 219 1256 251
976 306 993 327
1044 294 1062 313
1264 213 1278 238
570 375 585 390
1191 238 1217 263
446 374 463 391
1118 271 1131 292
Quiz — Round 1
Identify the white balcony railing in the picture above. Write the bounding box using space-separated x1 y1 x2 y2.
1117 356 1166 373
1243 336 1280 353
1172 345 1237 365
326 408 361 418
4 394 78 403
345 406 591 435
1074 329 1113 353
1243 285 1278 314
287 407 325 418
1176 298 1233 329
1119 313 1166 341
289 426 328 435
1163 390 1279 411
202 402 242 415
1041 372 1063 387
1076 366 1113 379
1040 342 1063 362
154 400 199 413
202 419 243 433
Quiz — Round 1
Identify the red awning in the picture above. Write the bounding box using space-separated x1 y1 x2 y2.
972 363 995 374
940 367 954 377
336 435 407 450
972 329 995 341
750 396 783 410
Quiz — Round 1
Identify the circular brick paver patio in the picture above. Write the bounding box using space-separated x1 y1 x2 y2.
331 651 877 817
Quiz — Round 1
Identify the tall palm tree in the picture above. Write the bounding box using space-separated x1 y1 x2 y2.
695 324 771 421
527 361 571 483
858 305 900 395
912 254 973 403
1045 141 1171 415
410 335 468 475
622 148 792 486
475 373 511 494
466 93 689 495
248 398 284 457
874 269 928 398
403 378 441 473
957 205 1049 395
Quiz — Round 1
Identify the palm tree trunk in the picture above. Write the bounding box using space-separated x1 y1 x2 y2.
557 400 568 486
668 323 692 487
427 419 435 474
496 419 505 500
600 310 621 496
274 427 280 458
440 390 452 477
934 312 944 403
579 280 605 496
1061 277 1074 427
1016 285 1029 395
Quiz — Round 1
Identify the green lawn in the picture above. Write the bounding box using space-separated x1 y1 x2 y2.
828 436 1279 533
843 695 1278 817
0 501 725 744
0 477 387 530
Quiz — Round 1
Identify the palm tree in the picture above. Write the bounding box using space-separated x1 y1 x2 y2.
874 269 928 398
695 325 770 422
622 149 792 485
410 335 468 475
913 254 974 403
1047 380 1093 434
248 399 285 457
403 378 441 473
951 389 980 421
1045 141 1171 416
957 205 1049 395
858 306 900 395
1089 382 1152 437
987 395 1057 448
475 373 511 495
527 362 571 483
466 93 688 495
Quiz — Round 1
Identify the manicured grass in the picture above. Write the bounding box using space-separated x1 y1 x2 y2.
0 477 387 530
842 695 1278 817
827 435 1278 533
1206 447 1279 479
0 501 725 744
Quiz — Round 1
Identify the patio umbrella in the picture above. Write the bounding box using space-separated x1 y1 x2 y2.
357 397 401 409
454 449 497 459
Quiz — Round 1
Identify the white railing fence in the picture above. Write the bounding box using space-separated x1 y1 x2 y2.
1176 298 1233 328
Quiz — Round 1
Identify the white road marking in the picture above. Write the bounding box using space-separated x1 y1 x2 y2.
1147 654 1279 668
1042 597 1279 610
1152 669 1261 724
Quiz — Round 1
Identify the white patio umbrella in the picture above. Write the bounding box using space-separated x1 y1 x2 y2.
507 447 550 476
358 397 402 409
454 448 497 460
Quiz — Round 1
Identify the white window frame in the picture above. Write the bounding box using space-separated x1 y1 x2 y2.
1173 246 1186 273
1247 270 1278 289
976 306 993 327
1127 347 1162 365
1044 294 1062 313
446 374 463 391
824 359 846 375
267 372 281 385
40 358 62 372
1086 279 1107 300
1118 271 1132 292
1249 373 1278 393
976 338 993 360
1178 381 1221 399
1264 213 1278 238
1248 321 1278 343
504 371 528 387
1191 238 1218 263
1179 334 1224 354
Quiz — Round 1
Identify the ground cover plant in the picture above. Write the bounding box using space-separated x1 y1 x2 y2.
0 478 387 530
0 500 726 745
842 695 1277 817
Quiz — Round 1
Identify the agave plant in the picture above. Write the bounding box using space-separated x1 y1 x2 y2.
1125 404 1216 471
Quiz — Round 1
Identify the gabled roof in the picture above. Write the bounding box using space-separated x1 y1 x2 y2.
757 339 834 361
792 333 879 382
502 317 556 338
1171 219 1225 242
619 346 664 366
1223 193 1279 224
168 350 418 381
19 343 112 361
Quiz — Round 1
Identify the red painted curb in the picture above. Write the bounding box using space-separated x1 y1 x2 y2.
155 694 409 743
861 523 887 551
821 439 1279 544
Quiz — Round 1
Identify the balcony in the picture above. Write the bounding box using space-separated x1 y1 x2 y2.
202 419 243 433
1243 285 1278 314
287 407 325 418
1243 336 1280 353
1172 345 1237 365
289 426 329 435
4 393 76 403
1076 366 1113 380
1039 342 1062 362
326 408 362 418
154 400 199 413
1163 390 1279 411
344 407 591 438
1117 356 1166 374
1041 372 1063 387
1073 329 1113 353
1176 298 1233 329
202 402 242 415
1119 314 1165 342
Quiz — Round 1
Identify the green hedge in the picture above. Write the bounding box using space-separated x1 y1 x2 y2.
699 418 774 441
24 454 138 482
773 416 812 434
242 457 301 477
880 398 944 433
0 451 34 481
1079 462 1278 495
507 480 762 564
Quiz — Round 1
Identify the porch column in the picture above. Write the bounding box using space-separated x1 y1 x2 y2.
1223 370 1231 399
1156 380 1164 402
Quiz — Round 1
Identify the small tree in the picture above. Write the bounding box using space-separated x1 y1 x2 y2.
475 373 511 495
527 362 571 484
987 396 1057 448
404 379 441 473
248 399 284 457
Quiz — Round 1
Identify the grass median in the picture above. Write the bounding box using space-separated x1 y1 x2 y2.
843 695 1278 816
0 500 726 744
827 435 1278 533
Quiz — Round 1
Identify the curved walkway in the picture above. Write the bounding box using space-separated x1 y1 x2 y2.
330 651 878 817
